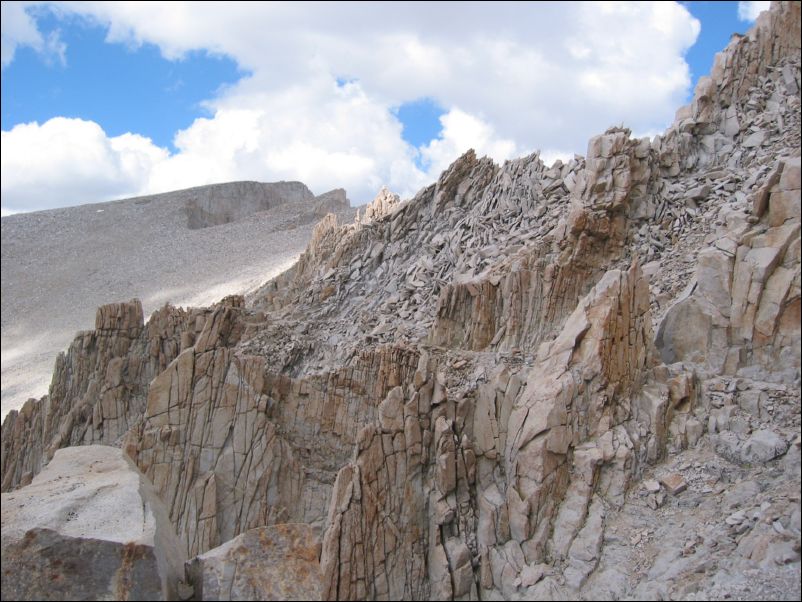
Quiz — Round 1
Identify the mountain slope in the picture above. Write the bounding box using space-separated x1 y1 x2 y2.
1 2 800 600
1 181 353 416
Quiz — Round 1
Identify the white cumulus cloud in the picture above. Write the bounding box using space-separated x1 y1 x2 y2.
2 1 704 213
1 118 167 213
738 1 771 22
1 1 65 68
420 109 520 177
146 77 430 202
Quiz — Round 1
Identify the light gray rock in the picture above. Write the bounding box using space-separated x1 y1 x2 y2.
723 479 761 510
1 445 186 601
743 130 766 148
687 184 712 201
713 431 744 464
655 297 713 365
741 429 789 464
644 479 662 493
1 3 800 601
184 181 314 229
723 105 741 137
696 249 733 315
1 180 356 418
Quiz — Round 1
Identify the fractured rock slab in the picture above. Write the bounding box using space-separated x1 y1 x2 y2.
187 524 322 601
0 445 185 601
660 473 688 496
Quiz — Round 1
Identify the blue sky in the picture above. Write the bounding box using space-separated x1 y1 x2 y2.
0 1 770 214
1 11 244 151
683 1 753 83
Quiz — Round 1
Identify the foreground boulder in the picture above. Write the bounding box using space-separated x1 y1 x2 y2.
1 445 186 601
186 524 322 601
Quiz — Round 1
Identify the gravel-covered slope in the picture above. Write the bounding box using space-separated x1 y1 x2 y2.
1 181 354 417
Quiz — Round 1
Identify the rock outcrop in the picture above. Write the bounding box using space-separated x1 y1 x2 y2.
1 2 800 600
2 299 203 490
183 181 315 229
1 445 186 601
1 179 356 418
656 155 800 381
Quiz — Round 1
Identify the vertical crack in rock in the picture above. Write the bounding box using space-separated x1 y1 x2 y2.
2 2 800 600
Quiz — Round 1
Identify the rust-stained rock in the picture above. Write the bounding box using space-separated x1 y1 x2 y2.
1 300 206 492
1 3 800 601
187 524 322 601
660 473 688 496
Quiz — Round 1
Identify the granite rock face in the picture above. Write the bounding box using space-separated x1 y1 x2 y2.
320 262 660 599
1 299 208 491
1 179 356 419
1 445 186 601
187 524 322 601
656 154 801 380
1 2 800 600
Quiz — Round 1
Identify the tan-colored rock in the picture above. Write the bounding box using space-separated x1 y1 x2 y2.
769 156 801 227
657 155 800 379
1 300 201 492
187 524 322 601
1 3 800 601
660 473 688 495
362 186 401 222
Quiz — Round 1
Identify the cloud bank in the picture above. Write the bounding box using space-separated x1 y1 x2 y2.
2 1 702 214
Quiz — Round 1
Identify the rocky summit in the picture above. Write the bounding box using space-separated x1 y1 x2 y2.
1 2 800 600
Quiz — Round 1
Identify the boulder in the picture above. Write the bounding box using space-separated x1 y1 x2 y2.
1 445 186 601
186 524 322 601
741 429 789 464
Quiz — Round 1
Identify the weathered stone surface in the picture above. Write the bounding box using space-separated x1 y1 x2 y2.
1 445 185 601
361 186 401 222
319 356 437 601
187 524 322 601
127 328 423 557
1 299 204 492
656 295 713 365
741 429 789 464
657 153 801 380
314 188 351 216
184 180 314 229
660 472 688 495
1 2 800 601
318 261 663 599
769 156 801 227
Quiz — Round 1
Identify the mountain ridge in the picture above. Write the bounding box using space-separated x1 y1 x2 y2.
1 2 800 600
1 179 353 417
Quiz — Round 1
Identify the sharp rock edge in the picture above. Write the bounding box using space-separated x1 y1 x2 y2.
2 2 800 600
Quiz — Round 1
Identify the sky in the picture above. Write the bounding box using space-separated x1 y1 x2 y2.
0 1 771 215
